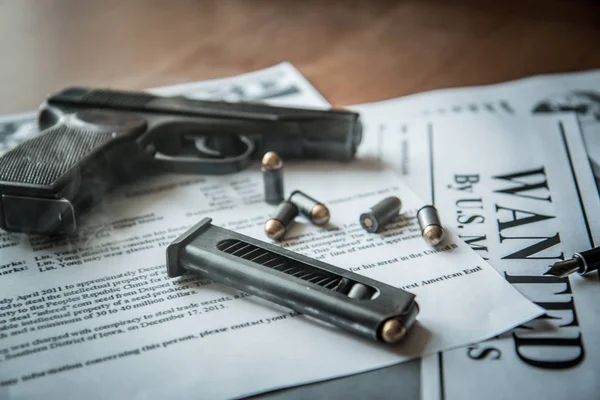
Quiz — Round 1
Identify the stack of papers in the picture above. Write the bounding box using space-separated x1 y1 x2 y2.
353 70 600 399
0 63 598 399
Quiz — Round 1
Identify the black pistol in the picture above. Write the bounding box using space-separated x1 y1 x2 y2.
0 88 361 235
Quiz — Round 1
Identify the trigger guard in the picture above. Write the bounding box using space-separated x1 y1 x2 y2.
153 135 255 175
191 133 250 158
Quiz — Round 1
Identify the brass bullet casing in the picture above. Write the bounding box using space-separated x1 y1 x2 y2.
380 319 407 344
422 225 445 246
289 190 330 226
264 200 298 240
359 196 402 233
417 205 445 246
262 151 284 205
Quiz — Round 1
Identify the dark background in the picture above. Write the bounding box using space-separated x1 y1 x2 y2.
0 0 599 113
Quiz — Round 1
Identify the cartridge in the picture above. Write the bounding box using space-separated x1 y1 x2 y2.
289 190 330 226
262 152 284 205
265 200 298 240
417 205 445 246
359 196 402 233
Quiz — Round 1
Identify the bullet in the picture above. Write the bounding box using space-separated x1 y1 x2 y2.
417 205 445 246
289 190 330 226
359 196 402 233
264 200 298 240
380 319 407 344
262 151 284 205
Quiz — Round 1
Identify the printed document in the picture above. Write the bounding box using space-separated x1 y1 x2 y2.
358 68 600 194
0 65 541 399
355 101 600 400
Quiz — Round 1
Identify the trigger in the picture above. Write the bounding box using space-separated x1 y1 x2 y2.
189 132 249 158
190 136 222 158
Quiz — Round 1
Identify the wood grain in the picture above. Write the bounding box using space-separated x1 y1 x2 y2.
0 0 598 113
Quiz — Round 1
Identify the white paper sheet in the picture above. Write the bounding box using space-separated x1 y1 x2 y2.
358 69 600 193
353 103 600 399
0 65 541 399
0 168 542 399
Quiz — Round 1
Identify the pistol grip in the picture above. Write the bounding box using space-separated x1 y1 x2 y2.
0 110 147 234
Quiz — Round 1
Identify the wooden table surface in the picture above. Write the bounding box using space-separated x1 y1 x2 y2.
0 0 599 113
